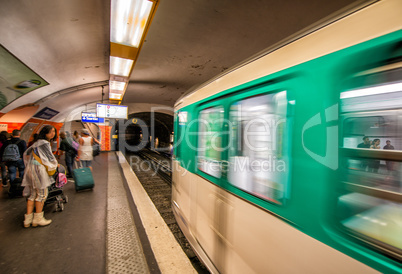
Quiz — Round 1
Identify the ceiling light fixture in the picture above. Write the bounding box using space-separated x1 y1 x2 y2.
109 0 159 103
111 0 153 48
109 93 123 100
109 80 126 91
110 56 134 77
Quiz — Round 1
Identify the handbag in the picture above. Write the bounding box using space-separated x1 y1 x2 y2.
32 151 57 176
92 143 100 157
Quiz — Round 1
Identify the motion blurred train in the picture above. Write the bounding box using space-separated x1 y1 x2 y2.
172 0 402 273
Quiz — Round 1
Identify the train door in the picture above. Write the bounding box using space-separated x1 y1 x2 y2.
193 85 295 272
193 100 229 271
219 88 294 272
226 91 292 204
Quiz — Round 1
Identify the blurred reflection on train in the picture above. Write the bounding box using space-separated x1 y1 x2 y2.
339 69 402 257
172 1 401 273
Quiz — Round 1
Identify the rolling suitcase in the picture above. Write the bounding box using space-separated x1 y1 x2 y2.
73 162 94 191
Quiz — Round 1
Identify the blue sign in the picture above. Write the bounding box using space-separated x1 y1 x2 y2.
33 107 59 119
81 112 104 123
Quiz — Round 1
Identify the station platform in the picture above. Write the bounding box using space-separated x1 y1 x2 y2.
0 152 197 274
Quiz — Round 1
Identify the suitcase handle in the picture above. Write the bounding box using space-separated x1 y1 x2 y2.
74 160 83 169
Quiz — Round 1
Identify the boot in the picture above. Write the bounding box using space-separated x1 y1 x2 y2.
32 212 52 227
23 213 34 228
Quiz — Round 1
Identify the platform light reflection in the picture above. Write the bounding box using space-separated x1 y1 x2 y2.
340 82 402 99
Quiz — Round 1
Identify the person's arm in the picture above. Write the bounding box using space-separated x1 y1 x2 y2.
58 141 66 159
19 140 27 159
76 138 84 161
0 141 6 161
58 149 64 159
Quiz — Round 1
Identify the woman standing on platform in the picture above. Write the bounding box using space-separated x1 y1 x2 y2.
22 125 58 228
75 129 100 172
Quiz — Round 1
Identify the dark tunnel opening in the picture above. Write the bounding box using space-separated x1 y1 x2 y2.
118 112 173 153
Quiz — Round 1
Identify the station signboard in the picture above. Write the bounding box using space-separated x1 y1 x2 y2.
96 103 128 119
81 112 105 123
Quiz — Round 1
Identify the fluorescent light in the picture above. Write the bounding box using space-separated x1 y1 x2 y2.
340 82 402 99
109 93 123 100
110 56 134 77
111 0 153 48
109 80 126 91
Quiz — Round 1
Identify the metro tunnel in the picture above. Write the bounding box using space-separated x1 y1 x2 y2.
1 1 401 274
122 112 173 150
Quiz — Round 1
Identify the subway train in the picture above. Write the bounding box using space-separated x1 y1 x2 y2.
171 0 401 273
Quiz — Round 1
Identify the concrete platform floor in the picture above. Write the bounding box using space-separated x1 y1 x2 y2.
0 153 108 273
0 152 197 274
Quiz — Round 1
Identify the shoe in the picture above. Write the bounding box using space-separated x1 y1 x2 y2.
23 213 34 228
32 212 52 227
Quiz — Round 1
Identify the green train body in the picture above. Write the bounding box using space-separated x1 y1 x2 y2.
172 1 402 273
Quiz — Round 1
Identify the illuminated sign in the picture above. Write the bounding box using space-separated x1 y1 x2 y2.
178 111 187 125
96 103 128 119
81 112 105 123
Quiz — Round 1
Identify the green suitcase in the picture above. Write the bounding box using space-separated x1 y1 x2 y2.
73 163 94 191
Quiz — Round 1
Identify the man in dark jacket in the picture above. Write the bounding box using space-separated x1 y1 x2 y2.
0 129 27 183
58 131 77 178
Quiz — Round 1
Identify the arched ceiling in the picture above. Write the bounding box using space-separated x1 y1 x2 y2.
0 0 358 122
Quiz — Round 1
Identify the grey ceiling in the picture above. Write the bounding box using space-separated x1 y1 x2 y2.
0 0 358 120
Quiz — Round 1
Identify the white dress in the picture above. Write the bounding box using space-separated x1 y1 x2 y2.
80 136 93 161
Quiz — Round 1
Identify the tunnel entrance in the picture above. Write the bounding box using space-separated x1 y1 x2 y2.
123 112 173 152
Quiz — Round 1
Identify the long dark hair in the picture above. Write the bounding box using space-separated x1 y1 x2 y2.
0 131 9 143
37 125 58 142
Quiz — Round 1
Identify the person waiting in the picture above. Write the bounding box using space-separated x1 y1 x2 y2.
0 129 27 184
58 131 77 178
75 129 101 172
357 136 371 148
357 136 371 171
22 125 59 227
383 140 395 172
0 131 9 187
369 139 381 173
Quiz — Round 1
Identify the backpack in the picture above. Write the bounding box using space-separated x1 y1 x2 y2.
3 140 21 162
72 140 79 151
56 172 68 188
55 165 67 188
66 138 79 152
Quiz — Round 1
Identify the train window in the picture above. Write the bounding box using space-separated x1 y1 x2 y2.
227 91 291 204
338 66 402 259
197 107 224 178
175 111 186 159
